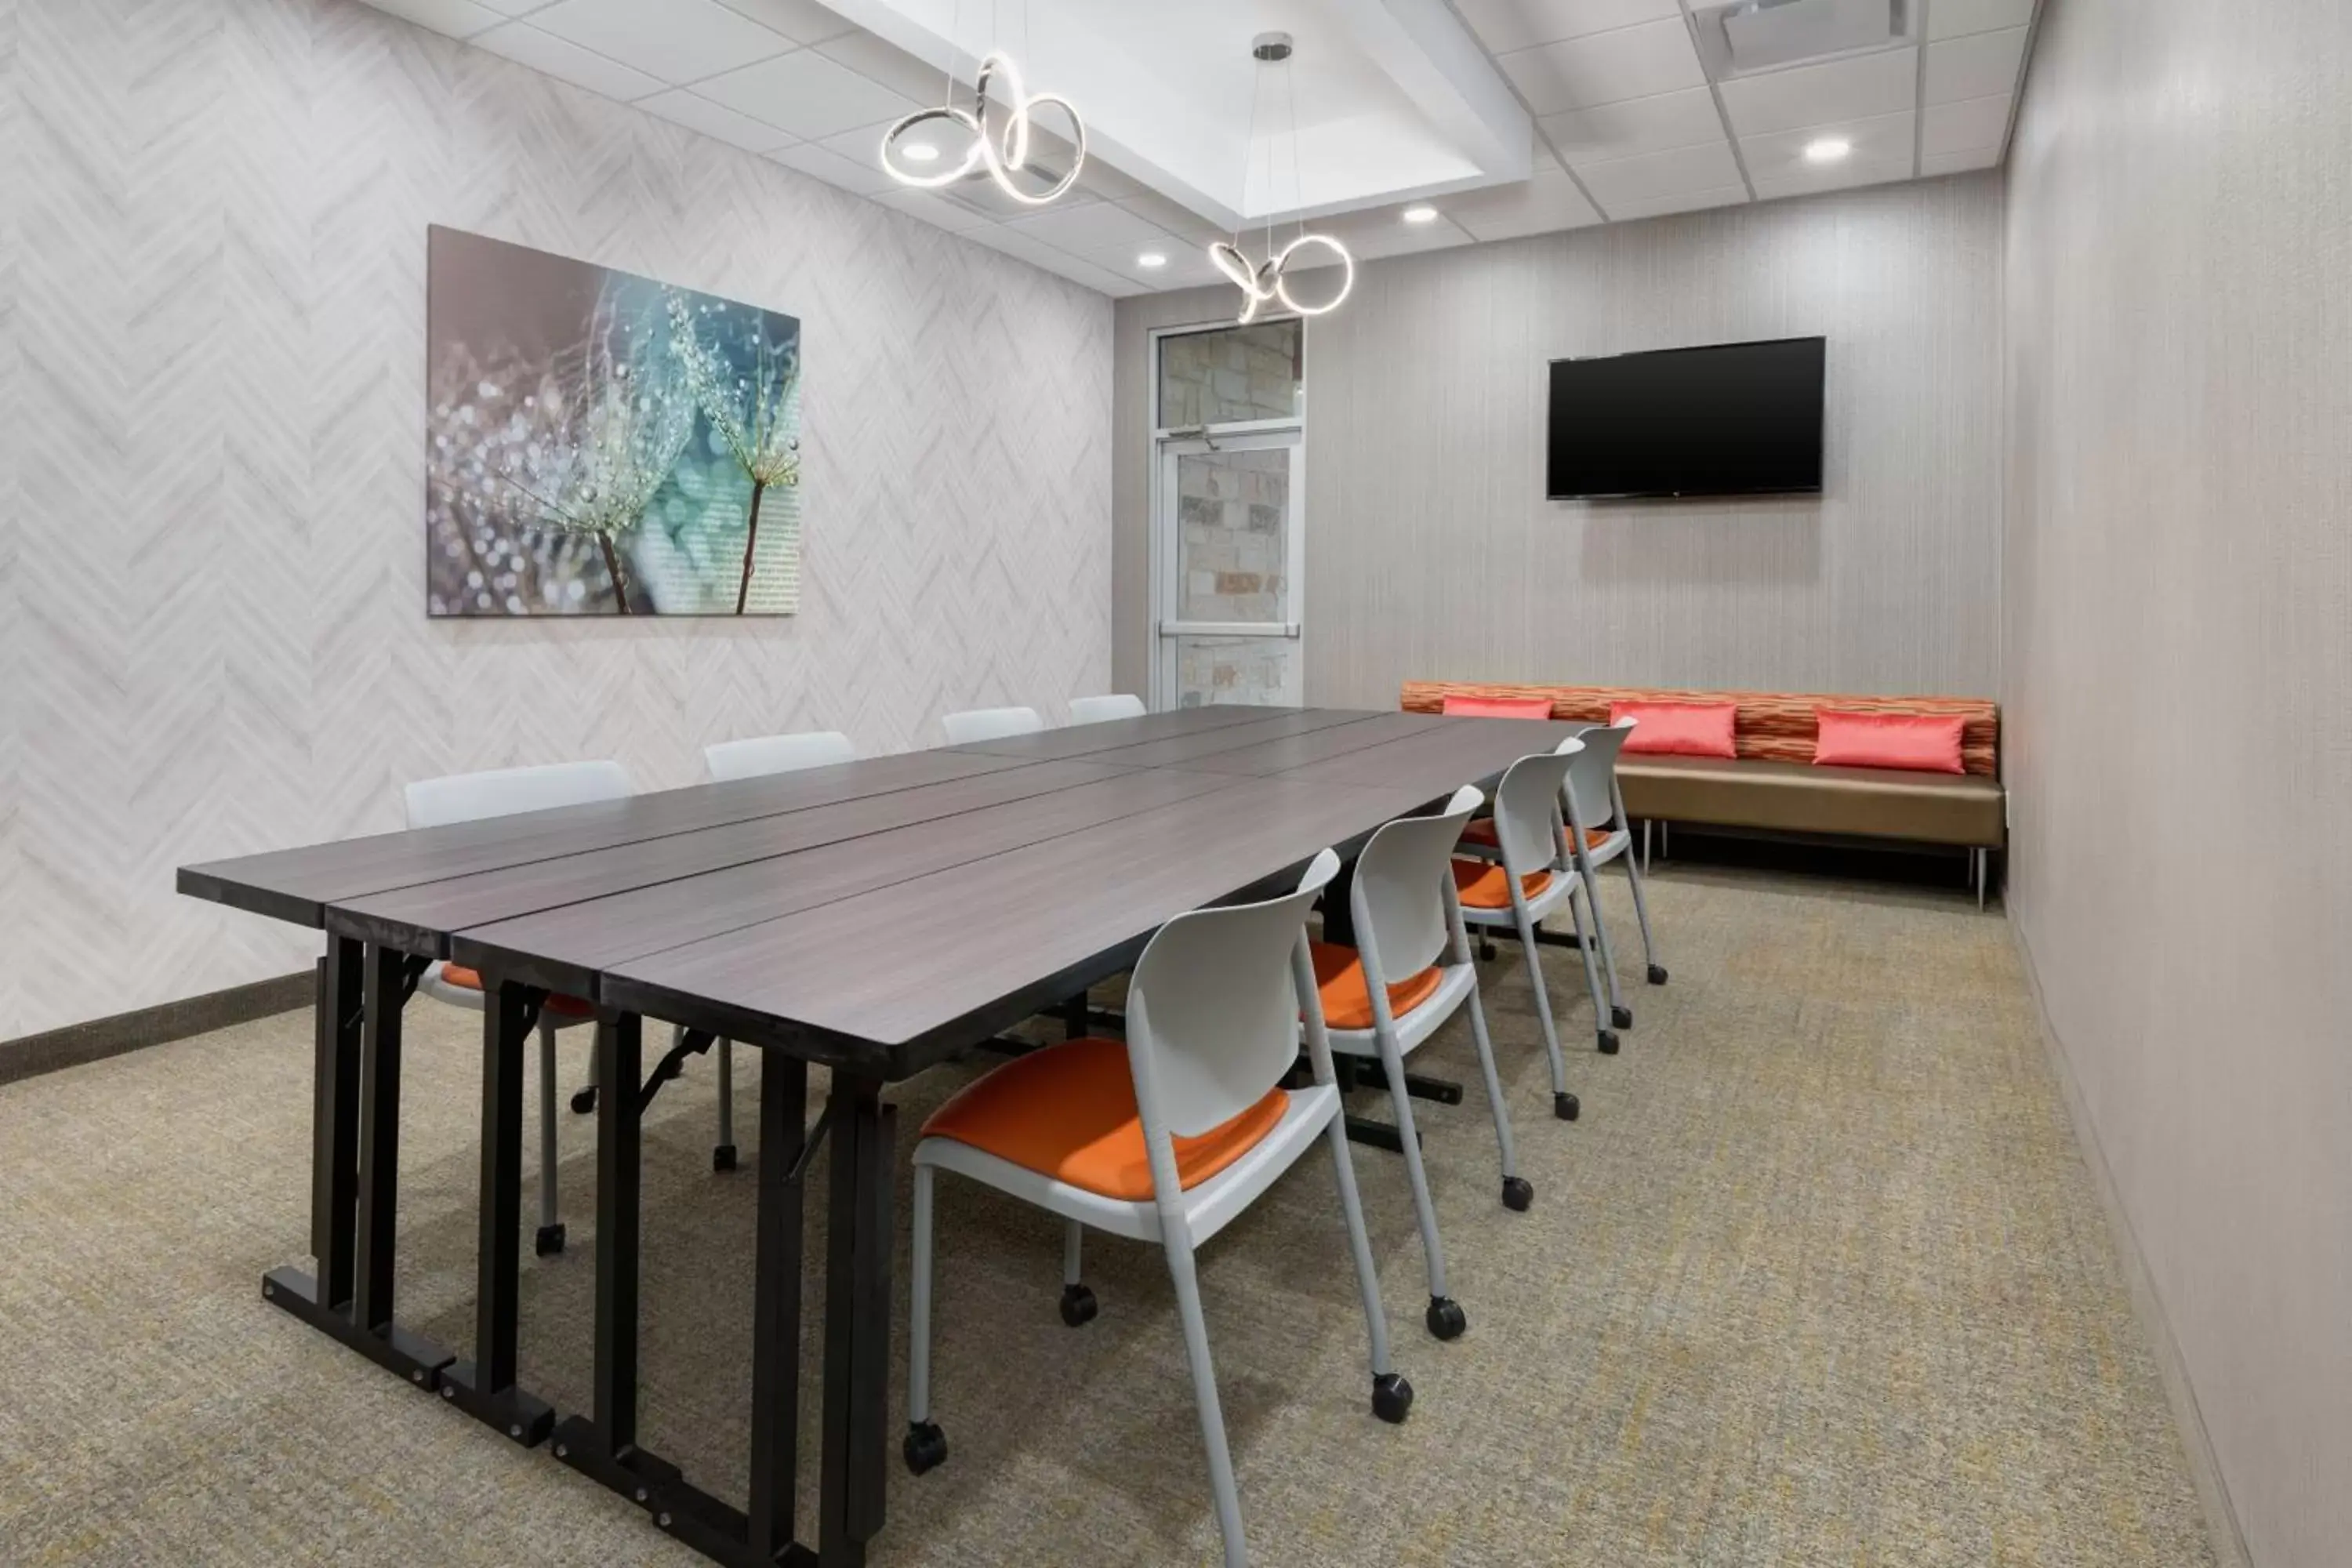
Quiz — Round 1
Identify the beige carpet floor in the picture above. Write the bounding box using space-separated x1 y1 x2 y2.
0 866 2220 1566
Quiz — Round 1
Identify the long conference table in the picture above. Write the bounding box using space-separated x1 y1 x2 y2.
177 705 1579 1568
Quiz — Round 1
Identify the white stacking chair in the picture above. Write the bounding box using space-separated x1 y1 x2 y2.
405 759 633 1256
904 849 1410 1568
1450 745 1614 1116
939 706 1044 744
691 729 862 1167
1558 721 1668 1029
703 728 855 781
1311 785 1527 1341
1067 693 1147 724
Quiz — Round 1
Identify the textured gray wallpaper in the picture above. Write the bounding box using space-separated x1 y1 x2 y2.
2004 0 2352 1563
1112 176 2004 710
0 0 1112 1040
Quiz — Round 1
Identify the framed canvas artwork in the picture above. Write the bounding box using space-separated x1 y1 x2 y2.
426 225 803 616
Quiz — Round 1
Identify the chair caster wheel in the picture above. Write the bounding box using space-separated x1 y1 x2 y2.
1476 939 1497 962
1059 1283 1098 1327
1597 1030 1620 1054
1647 964 1668 985
535 1223 565 1257
1501 1176 1534 1212
902 1421 947 1475
712 1145 738 1172
1371 1373 1414 1425
1554 1091 1580 1122
1611 1004 1633 1029
1425 1296 1467 1341
569 1085 597 1116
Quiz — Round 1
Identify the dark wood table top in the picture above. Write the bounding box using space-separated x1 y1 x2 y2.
179 706 1581 1076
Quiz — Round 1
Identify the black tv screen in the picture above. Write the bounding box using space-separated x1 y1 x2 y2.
1547 336 1824 499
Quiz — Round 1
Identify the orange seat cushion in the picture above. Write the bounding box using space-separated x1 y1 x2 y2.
1308 941 1444 1030
1461 819 1611 851
920 1037 1289 1202
440 964 596 1018
1451 858 1553 909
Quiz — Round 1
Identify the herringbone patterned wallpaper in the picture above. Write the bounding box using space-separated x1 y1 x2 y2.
0 0 1113 1040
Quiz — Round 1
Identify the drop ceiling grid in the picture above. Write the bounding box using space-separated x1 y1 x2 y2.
361 0 2036 296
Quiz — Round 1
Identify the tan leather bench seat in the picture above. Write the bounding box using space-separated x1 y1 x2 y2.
1618 755 2005 848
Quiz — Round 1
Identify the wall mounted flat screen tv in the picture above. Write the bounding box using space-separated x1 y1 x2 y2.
1547 336 1825 499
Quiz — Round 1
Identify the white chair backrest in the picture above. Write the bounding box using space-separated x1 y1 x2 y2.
940 706 1044 744
1125 849 1341 1141
403 759 633 829
1352 785 1483 980
1068 694 1148 725
704 730 856 782
1491 746 1580 872
1563 720 1632 830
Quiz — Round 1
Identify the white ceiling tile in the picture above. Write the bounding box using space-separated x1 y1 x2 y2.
360 0 505 38
1443 167 1603 240
1574 139 1743 208
1717 45 1915 136
637 86 794 151
1063 229 1198 285
476 0 561 14
766 139 896 195
713 0 859 45
1116 193 1229 247
697 49 920 139
1922 92 2012 154
1000 200 1167 253
816 118 909 164
1752 156 1913 201
1923 27 2027 104
1319 209 1479 261
961 226 1134 295
1496 18 1706 116
1921 144 2003 176
1456 0 1682 56
814 30 953 101
470 21 667 100
1603 184 1750 221
1543 86 1726 165
1126 252 1227 292
928 170 1097 222
1926 0 2035 41
1740 109 1914 183
526 0 789 82
866 187 993 231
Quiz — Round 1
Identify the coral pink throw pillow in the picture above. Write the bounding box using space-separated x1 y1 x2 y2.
1442 695 1555 720
1811 710 1966 773
1610 701 1738 758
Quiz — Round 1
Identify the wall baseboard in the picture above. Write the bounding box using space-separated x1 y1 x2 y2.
2006 920 2254 1568
0 971 313 1088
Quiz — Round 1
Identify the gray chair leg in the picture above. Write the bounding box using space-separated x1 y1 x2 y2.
1162 1233 1249 1568
1320 1108 1411 1424
713 1037 738 1171
1623 846 1667 984
1508 908 1577 1123
1375 1030 1460 1338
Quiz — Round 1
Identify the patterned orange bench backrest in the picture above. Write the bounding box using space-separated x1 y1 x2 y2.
1400 681 2002 777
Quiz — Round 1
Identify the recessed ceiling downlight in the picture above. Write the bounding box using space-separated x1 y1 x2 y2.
1402 205 1439 224
1803 136 1853 163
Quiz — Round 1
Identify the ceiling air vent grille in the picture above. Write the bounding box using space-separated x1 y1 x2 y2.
1693 0 1915 79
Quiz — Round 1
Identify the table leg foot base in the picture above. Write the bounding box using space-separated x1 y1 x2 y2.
552 1418 816 1567
438 1359 554 1447
260 1267 456 1392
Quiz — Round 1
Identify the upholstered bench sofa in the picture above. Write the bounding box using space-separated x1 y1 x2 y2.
1401 681 2006 902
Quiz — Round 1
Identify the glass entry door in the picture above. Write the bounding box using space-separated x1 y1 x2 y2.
1153 430 1305 707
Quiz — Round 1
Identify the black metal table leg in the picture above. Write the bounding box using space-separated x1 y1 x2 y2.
818 1076 895 1566
441 982 555 1446
554 1014 686 1508
263 939 365 1329
745 1058 811 1559
267 942 453 1388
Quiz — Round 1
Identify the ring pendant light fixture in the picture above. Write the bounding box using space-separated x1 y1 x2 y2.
879 1 1085 207
1209 34 1354 325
